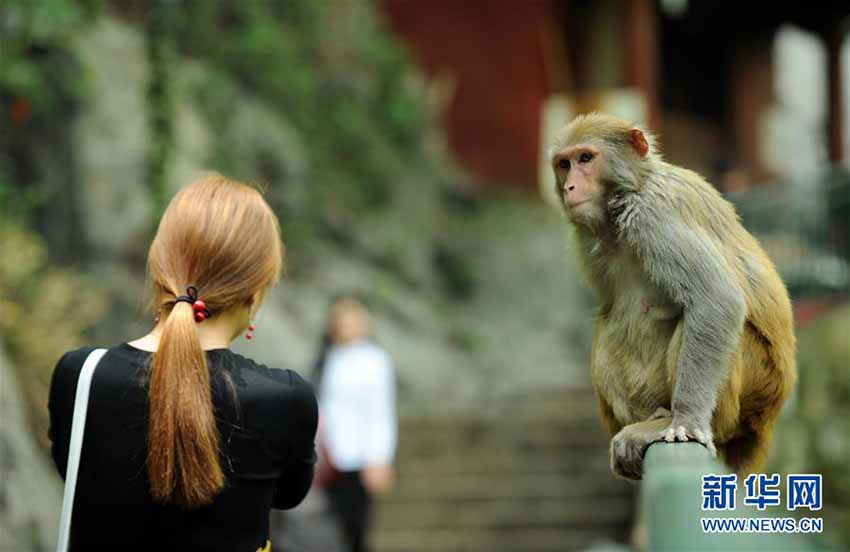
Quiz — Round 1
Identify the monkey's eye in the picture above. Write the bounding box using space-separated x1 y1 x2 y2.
579 152 594 163
558 158 570 170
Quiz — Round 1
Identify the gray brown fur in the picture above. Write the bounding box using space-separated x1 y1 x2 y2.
551 113 797 479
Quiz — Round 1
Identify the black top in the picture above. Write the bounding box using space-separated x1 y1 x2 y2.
48 343 318 552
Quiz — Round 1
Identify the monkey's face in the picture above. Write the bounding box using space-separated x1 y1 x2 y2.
552 143 607 225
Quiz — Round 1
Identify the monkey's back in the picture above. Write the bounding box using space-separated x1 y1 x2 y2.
660 164 795 367
656 165 797 471
719 207 797 472
668 165 797 390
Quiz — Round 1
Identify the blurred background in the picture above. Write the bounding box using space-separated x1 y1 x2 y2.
1 0 848 551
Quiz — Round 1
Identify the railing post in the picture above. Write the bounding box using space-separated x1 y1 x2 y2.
640 442 820 551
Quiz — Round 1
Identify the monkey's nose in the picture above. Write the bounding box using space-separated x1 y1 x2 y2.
567 185 575 191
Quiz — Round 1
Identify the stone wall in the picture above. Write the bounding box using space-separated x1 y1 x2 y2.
0 346 62 551
68 16 595 417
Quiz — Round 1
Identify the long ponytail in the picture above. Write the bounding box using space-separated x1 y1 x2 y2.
147 298 222 509
145 175 283 509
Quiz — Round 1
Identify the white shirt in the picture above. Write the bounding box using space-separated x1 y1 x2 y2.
319 340 396 471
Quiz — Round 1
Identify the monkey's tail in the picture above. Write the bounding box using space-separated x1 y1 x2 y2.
723 424 774 476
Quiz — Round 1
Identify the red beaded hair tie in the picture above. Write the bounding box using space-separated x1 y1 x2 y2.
173 285 211 323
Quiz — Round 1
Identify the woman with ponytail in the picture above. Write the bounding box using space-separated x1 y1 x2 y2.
48 175 318 551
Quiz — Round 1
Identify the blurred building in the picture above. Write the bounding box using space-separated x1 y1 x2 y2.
382 0 850 192
377 6 850 549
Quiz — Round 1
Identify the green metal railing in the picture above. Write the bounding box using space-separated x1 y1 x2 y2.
728 167 850 300
642 443 824 551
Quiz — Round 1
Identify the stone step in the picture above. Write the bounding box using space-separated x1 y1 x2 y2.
396 423 611 459
384 472 630 502
405 394 603 427
375 496 632 530
372 388 635 552
396 442 609 467
400 416 607 434
399 450 614 478
373 527 628 552
498 395 601 417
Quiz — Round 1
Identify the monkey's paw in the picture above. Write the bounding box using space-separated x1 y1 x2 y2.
610 424 664 480
661 418 717 457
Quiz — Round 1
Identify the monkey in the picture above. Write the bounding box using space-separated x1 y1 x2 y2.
549 113 796 479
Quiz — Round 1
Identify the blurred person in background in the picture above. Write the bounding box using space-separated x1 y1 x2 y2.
313 296 397 552
48 176 318 551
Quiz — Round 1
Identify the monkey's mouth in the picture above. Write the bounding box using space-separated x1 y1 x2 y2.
567 199 591 209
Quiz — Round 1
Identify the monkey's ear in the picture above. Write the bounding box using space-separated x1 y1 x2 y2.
629 128 649 158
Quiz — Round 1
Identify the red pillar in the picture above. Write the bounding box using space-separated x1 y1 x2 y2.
623 0 661 133
826 26 846 164
381 0 553 189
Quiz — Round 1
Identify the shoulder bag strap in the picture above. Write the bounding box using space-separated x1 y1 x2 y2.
56 348 107 552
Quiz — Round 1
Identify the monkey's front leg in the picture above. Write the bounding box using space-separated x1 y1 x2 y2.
661 296 745 458
660 416 716 456
661 352 720 459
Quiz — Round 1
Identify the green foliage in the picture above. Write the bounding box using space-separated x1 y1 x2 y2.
0 0 96 114
0 219 106 445
772 306 850 549
4 0 429 238
171 1 428 231
433 242 477 300
0 4 105 420
0 178 49 218
0 0 100 219
793 307 850 548
144 0 179 218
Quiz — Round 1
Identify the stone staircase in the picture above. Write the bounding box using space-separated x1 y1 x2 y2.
373 388 636 552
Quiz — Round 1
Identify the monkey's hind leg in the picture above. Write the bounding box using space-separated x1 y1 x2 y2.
722 400 783 475
722 325 794 475
610 417 671 480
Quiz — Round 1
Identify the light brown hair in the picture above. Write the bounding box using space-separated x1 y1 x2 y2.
145 174 283 509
